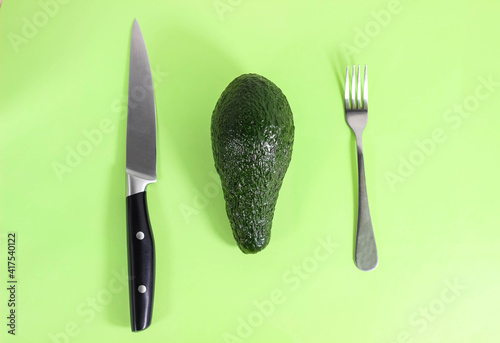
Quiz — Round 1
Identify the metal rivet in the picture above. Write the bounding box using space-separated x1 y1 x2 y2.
138 285 147 293
136 231 145 240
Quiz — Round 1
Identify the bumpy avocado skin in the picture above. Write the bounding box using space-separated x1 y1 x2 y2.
211 74 295 254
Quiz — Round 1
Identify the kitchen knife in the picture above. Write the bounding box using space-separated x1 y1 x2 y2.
126 19 157 332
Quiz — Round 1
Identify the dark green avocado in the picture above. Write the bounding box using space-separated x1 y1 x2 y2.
211 73 294 254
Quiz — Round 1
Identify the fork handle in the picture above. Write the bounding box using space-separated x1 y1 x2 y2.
355 138 378 271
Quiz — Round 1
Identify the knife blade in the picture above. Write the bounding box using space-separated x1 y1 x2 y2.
126 18 157 332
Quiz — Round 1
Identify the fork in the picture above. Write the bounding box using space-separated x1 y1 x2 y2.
344 65 378 271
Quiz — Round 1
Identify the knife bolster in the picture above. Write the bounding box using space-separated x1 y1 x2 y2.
127 173 156 196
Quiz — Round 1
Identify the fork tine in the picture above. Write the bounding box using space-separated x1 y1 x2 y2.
363 65 368 109
344 66 350 109
351 65 356 109
357 65 361 109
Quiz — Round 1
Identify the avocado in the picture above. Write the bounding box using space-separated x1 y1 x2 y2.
211 74 294 254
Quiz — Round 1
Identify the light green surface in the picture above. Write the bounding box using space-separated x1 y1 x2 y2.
1 0 499 342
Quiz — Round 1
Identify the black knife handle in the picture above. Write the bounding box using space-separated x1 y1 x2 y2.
126 191 155 332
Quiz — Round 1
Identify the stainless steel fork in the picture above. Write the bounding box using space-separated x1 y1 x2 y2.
344 65 378 271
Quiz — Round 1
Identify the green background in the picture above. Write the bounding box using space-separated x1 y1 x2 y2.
1 0 499 342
